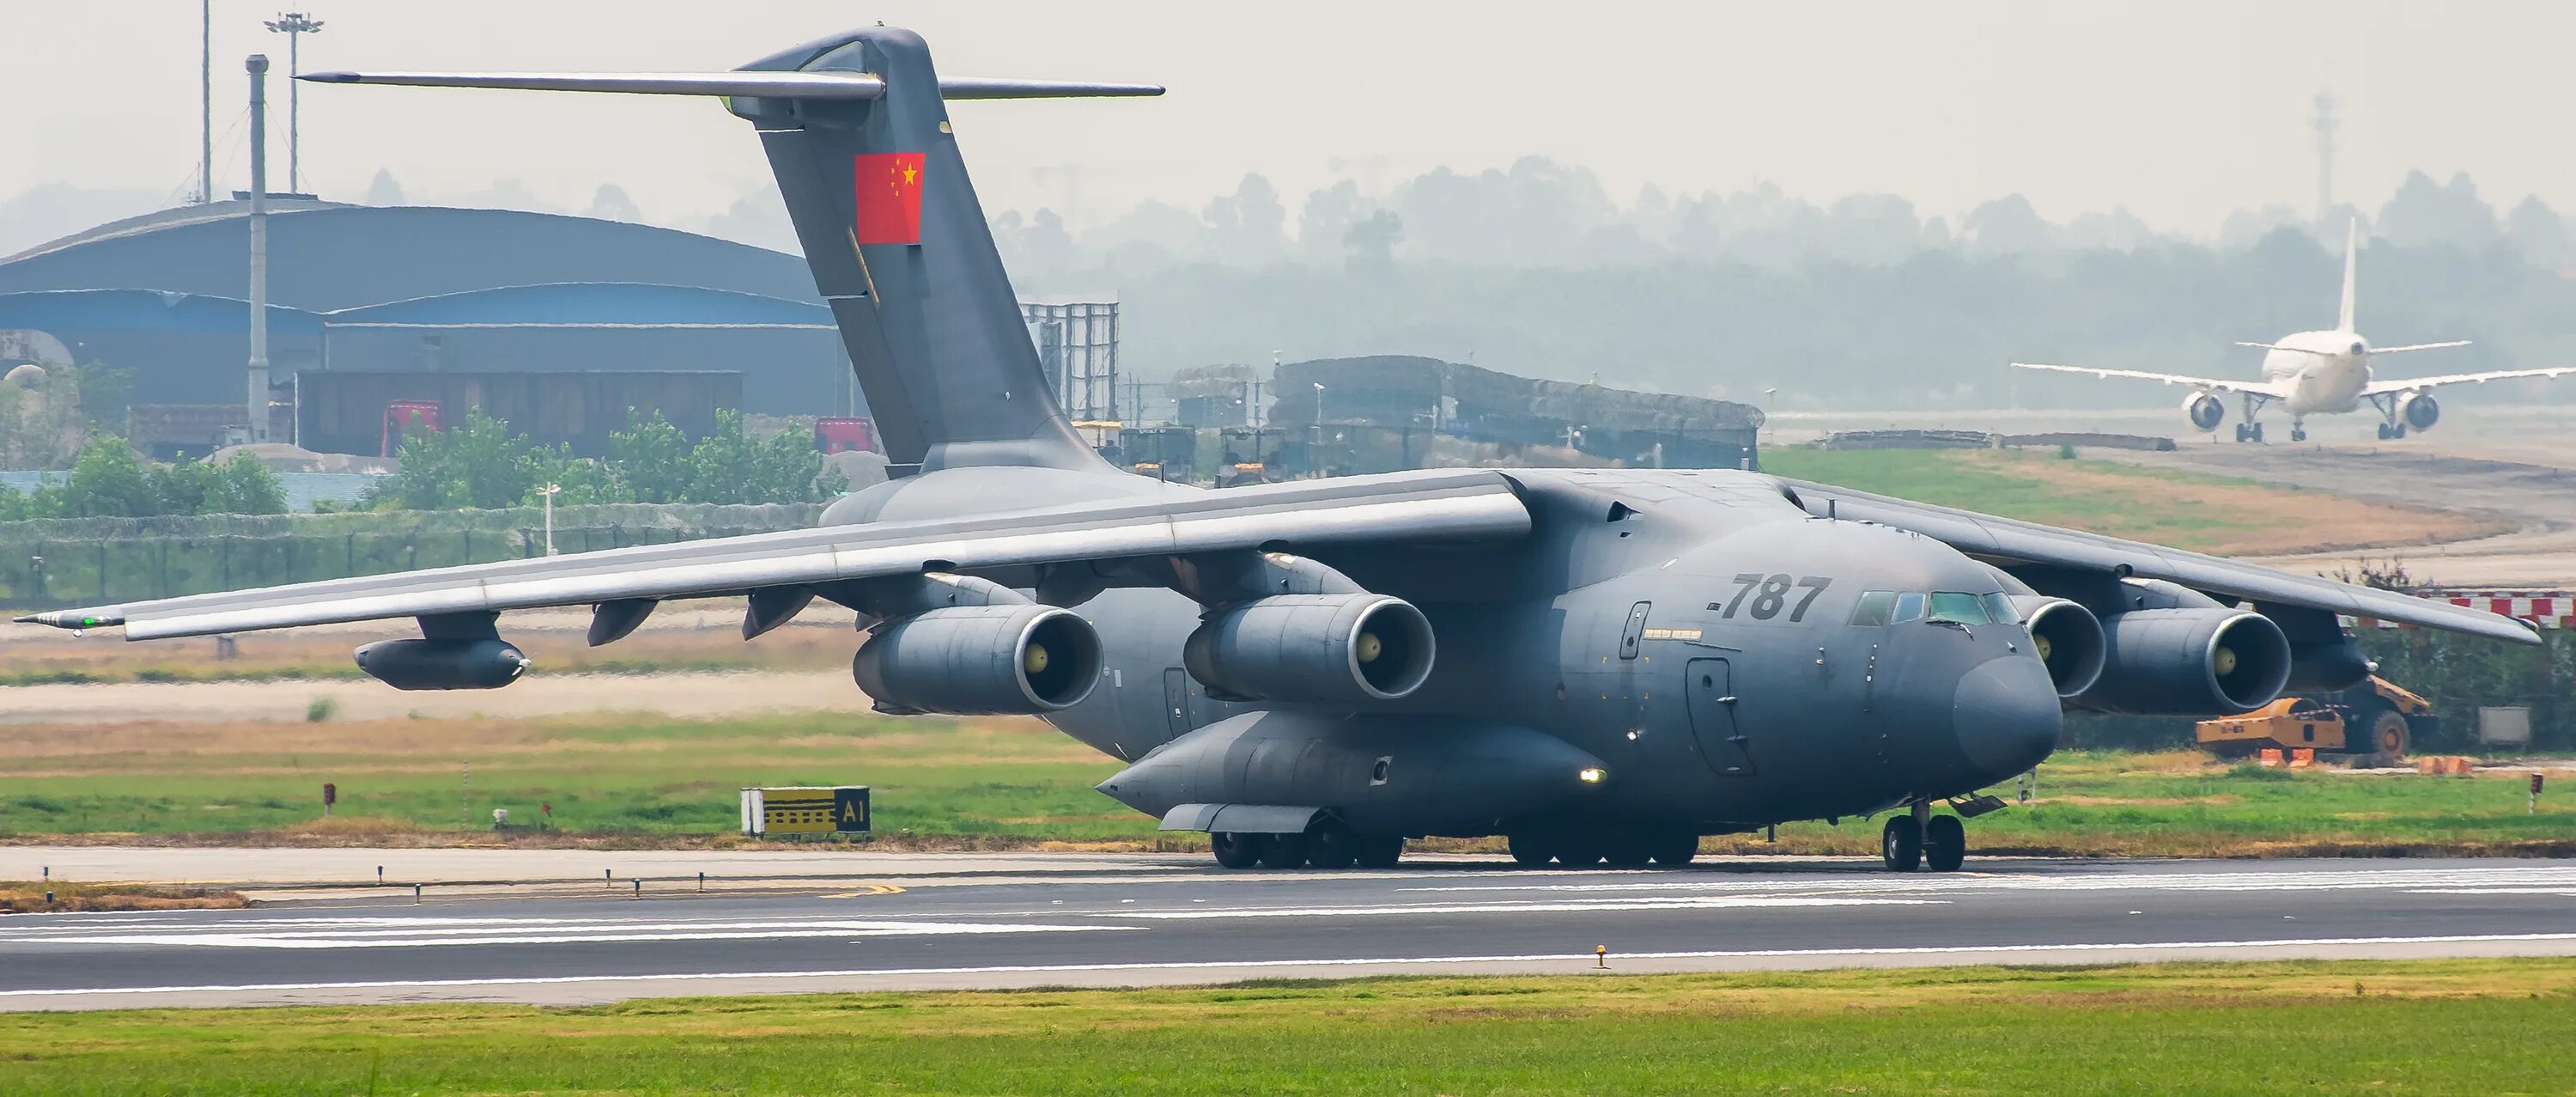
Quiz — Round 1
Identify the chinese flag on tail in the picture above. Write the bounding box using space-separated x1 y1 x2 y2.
854 152 927 245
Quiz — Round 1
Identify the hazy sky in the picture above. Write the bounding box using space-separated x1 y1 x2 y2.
6 0 2573 235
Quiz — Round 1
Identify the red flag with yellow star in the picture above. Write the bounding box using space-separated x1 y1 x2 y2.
853 152 926 245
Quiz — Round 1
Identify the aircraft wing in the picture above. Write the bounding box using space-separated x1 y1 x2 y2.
2360 366 2576 397
1776 478 2541 646
2009 362 2293 399
15 470 1529 641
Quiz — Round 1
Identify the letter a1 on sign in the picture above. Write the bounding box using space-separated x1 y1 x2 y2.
854 152 926 244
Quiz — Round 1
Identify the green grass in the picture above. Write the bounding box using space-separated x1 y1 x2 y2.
1732 749 2576 857
0 712 1138 843
3 710 2568 855
1756 448 2457 555
3 960 2573 1094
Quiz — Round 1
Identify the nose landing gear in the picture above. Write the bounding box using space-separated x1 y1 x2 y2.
1883 802 1968 872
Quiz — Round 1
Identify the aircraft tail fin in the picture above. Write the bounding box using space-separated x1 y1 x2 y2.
304 29 1160 473
2337 216 2359 333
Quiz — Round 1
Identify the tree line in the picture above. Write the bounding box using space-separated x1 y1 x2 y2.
363 408 847 511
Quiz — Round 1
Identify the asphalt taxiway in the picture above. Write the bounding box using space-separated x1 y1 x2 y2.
4 853 2574 1010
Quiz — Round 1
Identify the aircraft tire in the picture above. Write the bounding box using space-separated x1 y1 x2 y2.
1256 832 1310 869
2234 424 2250 443
1648 832 1699 867
1507 833 1554 867
2291 427 2307 442
1305 819 1358 869
2251 423 2266 443
1881 816 1923 872
1211 832 1263 869
1924 814 1966 872
1353 834 1405 868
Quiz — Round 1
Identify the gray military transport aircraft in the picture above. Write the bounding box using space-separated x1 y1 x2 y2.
20 27 2539 873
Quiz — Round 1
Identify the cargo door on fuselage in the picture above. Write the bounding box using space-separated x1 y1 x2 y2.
1686 657 1754 776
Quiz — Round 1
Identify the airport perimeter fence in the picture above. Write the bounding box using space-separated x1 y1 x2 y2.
0 503 823 612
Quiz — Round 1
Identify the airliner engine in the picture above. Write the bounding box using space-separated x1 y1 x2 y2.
2182 393 2225 431
2402 392 2440 431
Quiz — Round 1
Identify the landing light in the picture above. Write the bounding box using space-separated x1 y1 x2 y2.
1578 767 1607 784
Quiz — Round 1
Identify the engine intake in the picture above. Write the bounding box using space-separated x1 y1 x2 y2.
2402 392 2440 431
2071 608 2293 715
1185 594 1435 703
354 638 531 691
2182 393 2225 432
2011 596 2105 698
853 604 1103 715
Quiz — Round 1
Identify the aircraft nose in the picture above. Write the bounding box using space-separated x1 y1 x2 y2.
1952 655 2062 777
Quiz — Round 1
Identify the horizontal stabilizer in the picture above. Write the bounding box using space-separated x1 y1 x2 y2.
2370 341 2473 355
300 71 1162 101
2233 342 2337 357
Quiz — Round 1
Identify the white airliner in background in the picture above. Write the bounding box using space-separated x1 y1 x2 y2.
2014 221 2576 442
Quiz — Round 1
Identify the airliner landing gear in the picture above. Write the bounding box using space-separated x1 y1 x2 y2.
1924 814 1966 872
2233 422 2266 443
1880 814 1922 872
2377 423 2408 440
2289 420 2307 443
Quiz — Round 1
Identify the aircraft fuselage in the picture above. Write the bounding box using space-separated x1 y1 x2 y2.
2260 329 2374 416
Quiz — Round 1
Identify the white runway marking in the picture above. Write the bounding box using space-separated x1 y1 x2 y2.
8 932 2574 1000
1097 896 1940 919
1399 866 2576 898
0 914 1123 950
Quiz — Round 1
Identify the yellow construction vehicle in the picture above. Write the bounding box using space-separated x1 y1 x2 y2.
2195 675 2434 761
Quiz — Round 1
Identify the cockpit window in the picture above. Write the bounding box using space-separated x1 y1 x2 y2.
1928 592 1988 624
1982 593 2019 625
1892 592 1925 624
1848 590 1896 626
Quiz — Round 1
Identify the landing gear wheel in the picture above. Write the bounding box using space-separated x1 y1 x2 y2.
1648 832 1699 867
2391 424 2406 439
2250 422 2266 443
2290 426 2307 442
2234 424 2250 443
1881 815 1923 872
2376 423 2391 440
1305 820 1358 869
1256 832 1309 869
1211 832 1263 869
1353 834 1405 868
1507 833 1554 867
1924 814 1965 873
2366 710 2412 759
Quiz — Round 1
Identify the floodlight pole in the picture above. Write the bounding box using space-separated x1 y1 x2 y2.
199 1 212 204
265 13 325 195
246 55 272 443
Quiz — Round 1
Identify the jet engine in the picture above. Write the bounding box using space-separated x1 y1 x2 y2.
354 637 532 691
2071 608 2292 716
2401 391 2440 431
852 604 1103 715
2182 393 2226 432
2009 596 2106 698
1183 593 1435 703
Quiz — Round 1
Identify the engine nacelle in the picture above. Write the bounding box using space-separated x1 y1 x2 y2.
2182 392 2226 431
2009 596 2106 698
2402 391 2440 431
852 604 1103 715
2071 608 2293 715
354 638 531 691
1184 593 1435 704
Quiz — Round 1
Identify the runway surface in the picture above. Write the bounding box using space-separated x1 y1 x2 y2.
5 855 2575 1010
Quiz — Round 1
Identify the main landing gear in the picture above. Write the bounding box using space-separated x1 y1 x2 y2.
2375 422 2409 441
1210 819 1404 871
2233 422 2267 443
1881 802 1968 872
